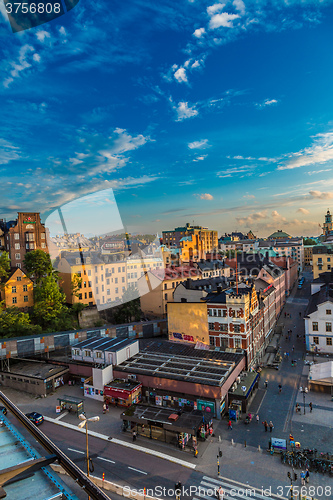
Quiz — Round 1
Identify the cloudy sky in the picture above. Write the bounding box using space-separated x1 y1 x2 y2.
1 0 333 237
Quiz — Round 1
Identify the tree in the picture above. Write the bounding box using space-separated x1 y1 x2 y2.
0 252 10 283
71 273 83 299
113 288 142 324
0 305 42 337
24 250 54 284
303 238 316 246
32 275 70 329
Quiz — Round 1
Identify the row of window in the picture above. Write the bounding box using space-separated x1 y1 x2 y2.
209 322 242 333
78 286 126 300
3 374 39 384
312 321 332 332
209 336 242 348
14 233 45 240
12 296 29 303
12 285 28 293
208 309 227 317
312 336 333 346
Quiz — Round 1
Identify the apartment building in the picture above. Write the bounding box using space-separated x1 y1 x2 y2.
1 267 34 309
162 223 218 261
312 245 333 279
258 237 304 272
304 282 333 355
2 213 48 270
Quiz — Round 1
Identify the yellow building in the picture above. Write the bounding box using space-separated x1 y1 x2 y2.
304 245 314 268
162 223 218 262
2 268 34 309
138 266 201 318
168 302 209 345
312 246 333 279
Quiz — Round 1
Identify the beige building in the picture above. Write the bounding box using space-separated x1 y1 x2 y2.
162 223 218 262
138 266 201 317
312 245 333 279
304 245 315 268
1 268 34 309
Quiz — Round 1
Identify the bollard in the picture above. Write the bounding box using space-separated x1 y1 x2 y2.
258 445 261 452
231 438 234 446
219 435 221 442
244 440 247 448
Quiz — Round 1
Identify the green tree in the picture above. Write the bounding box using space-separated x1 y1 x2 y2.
303 238 316 246
0 252 10 283
113 288 142 324
71 273 83 299
0 305 42 337
33 275 70 329
24 250 54 284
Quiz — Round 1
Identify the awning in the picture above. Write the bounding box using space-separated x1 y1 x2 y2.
104 388 131 399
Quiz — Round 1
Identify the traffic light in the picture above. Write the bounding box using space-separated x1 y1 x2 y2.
219 450 222 457
294 473 298 481
287 472 291 479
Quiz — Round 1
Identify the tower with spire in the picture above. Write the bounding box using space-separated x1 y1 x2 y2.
323 209 333 236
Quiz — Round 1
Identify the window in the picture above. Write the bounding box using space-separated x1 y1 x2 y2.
326 322 332 332
23 285 27 292
209 336 216 346
84 350 91 357
218 309 222 317
12 286 16 293
313 336 319 345
318 265 322 271
84 292 87 299
95 287 99 294
41 233 45 239
164 283 167 290
118 267 121 272
122 286 125 292
220 324 228 332
29 243 35 249
122 266 125 272
41 243 46 249
326 310 331 315
327 337 332 346
14 243 20 250
223 309 227 317
88 281 92 287
84 281 86 288
115 287 119 294
122 277 125 283
107 289 110 295
234 324 241 333
79 293 82 300
17 276 22 281
234 338 241 348
24 295 28 302
328 265 331 271
102 285 104 292
318 257 322 263
312 322 318 331
12 297 17 304
89 292 92 298
15 253 20 259
164 293 168 300
14 233 19 240
96 352 102 358
208 322 215 330
208 309 212 316
106 278 110 285
95 277 98 284
115 278 118 284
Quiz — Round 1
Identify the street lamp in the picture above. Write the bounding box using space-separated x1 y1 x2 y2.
299 386 308 415
78 414 100 500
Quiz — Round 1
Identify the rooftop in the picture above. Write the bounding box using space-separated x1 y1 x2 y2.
73 336 137 352
0 361 68 380
105 378 142 391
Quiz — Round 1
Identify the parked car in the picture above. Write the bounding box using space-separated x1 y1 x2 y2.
25 412 44 425
0 406 7 416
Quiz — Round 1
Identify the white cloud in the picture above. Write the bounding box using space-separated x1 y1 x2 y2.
33 53 41 63
0 139 21 165
207 3 226 16
193 155 208 162
236 211 267 225
256 98 278 108
209 12 240 29
197 193 214 200
279 132 333 170
175 102 199 121
188 139 209 149
193 27 205 38
243 194 255 199
174 67 187 83
308 190 333 200
36 30 51 43
297 208 310 215
233 0 245 15
59 26 67 36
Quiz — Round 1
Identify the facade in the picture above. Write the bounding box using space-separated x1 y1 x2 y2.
304 285 333 355
270 256 298 296
72 336 139 365
304 245 315 268
162 223 218 261
173 277 229 303
104 378 142 406
3 213 48 270
312 245 333 279
195 260 230 279
1 267 34 309
258 238 304 272
126 255 164 289
138 266 201 317
168 302 210 345
84 365 114 401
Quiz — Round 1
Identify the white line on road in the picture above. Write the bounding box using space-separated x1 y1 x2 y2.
128 466 147 475
97 457 116 464
68 448 84 454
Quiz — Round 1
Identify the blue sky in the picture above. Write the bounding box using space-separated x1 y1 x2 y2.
1 0 333 237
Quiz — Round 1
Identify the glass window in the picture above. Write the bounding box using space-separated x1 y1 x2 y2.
234 338 241 348
17 276 22 281
327 337 332 346
313 336 319 344
209 336 215 346
89 292 92 298
208 322 215 330
23 285 27 292
14 233 19 240
12 286 16 293
14 243 20 250
326 310 331 315
12 297 17 304
312 322 318 331
24 295 28 302
326 322 332 332
164 293 168 300
15 253 20 259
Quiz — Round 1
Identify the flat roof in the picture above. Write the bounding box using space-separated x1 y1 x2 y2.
0 362 68 380
105 378 142 391
73 336 137 352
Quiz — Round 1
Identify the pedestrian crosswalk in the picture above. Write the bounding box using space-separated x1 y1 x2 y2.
192 475 287 500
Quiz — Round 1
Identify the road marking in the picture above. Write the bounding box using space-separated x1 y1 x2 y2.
68 448 84 454
55 411 68 421
97 457 116 464
128 466 147 475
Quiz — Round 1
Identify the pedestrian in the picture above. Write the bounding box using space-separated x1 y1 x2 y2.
269 421 274 433
103 403 106 414
106 402 109 412
284 312 287 318
299 312 302 317
301 471 306 486
256 414 259 424
278 384 282 394
305 468 310 483
132 430 137 442
292 345 295 352
263 420 268 432
309 402 313 412
264 380 268 389
228 420 232 430
218 486 224 500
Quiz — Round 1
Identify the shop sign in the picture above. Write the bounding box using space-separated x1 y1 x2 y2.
220 400 226 413
271 437 287 450
56 406 61 413
155 396 162 406
197 400 215 414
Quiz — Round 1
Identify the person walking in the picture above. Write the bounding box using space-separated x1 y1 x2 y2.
228 420 232 430
309 402 313 412
103 403 106 414
264 380 268 389
301 471 306 486
256 414 259 424
132 429 137 442
305 468 310 483
278 384 282 394
218 486 224 500
263 420 268 432
269 421 274 433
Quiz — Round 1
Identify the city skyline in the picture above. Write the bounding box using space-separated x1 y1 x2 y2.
1 1 333 237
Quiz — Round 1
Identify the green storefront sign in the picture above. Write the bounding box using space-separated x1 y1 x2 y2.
197 400 216 415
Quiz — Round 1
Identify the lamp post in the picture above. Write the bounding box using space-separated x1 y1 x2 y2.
78 414 100 500
300 386 308 415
